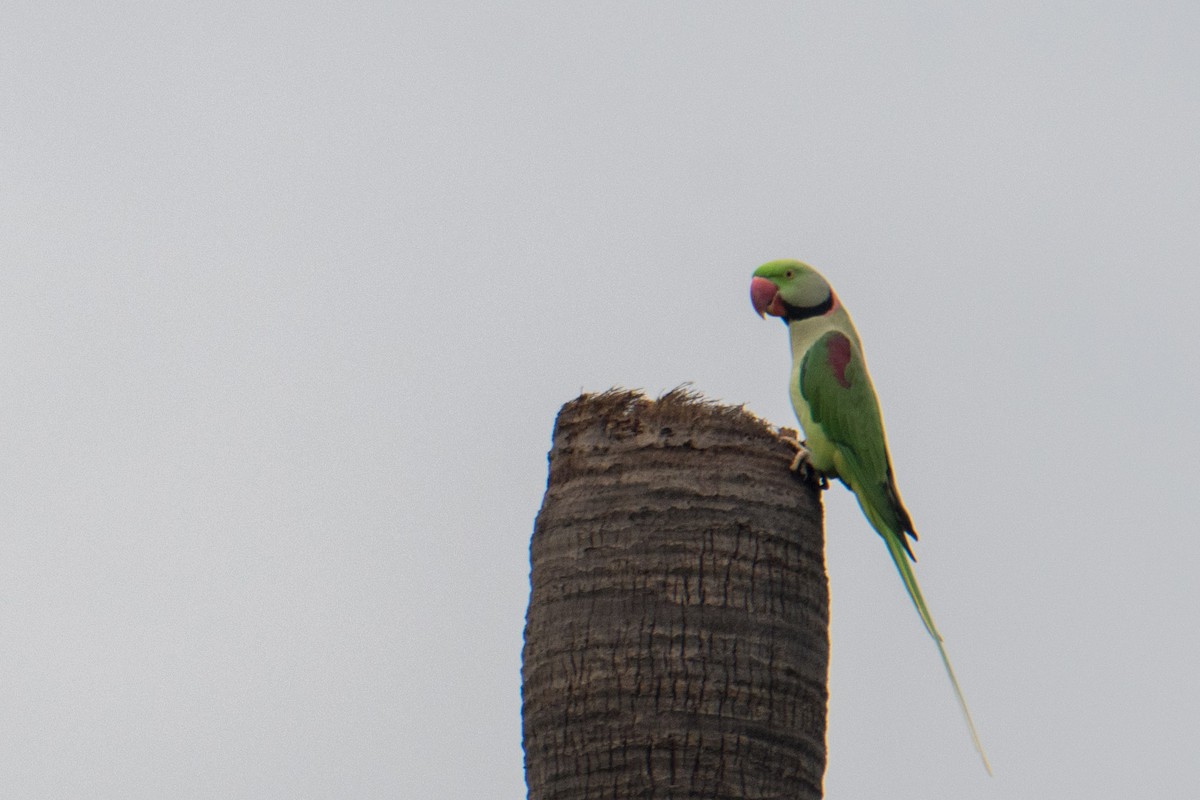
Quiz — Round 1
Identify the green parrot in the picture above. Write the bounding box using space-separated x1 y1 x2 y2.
750 258 991 774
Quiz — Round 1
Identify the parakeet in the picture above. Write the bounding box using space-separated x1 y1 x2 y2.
750 258 991 774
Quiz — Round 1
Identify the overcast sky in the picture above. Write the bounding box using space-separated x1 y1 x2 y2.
3 3 1199 798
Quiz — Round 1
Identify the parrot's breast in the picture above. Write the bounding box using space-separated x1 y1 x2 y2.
785 310 861 479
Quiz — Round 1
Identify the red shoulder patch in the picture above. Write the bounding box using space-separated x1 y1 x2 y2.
826 333 852 388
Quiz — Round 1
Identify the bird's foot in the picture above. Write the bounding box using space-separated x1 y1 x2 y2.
788 442 829 490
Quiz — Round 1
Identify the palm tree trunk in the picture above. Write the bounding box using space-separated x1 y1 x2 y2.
523 389 828 800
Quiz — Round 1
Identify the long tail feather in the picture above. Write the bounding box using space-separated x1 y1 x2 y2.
877 517 993 775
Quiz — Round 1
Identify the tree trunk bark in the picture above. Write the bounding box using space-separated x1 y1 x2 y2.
523 389 828 800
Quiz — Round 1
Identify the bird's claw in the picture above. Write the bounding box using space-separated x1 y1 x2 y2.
788 442 829 490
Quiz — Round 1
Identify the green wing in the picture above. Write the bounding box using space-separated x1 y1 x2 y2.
799 331 916 555
800 330 992 773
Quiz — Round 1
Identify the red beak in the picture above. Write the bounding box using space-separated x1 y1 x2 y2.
750 276 786 318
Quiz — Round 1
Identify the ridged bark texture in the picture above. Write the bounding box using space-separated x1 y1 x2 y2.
523 389 828 800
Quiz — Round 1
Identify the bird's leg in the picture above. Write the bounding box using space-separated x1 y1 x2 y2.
787 441 829 490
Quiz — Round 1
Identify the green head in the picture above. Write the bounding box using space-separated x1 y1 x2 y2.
750 259 837 322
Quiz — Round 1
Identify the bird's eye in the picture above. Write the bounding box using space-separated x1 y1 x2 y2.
784 270 795 279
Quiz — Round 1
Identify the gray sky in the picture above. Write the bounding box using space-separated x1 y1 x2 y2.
3 2 1198 798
